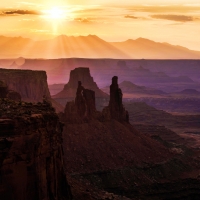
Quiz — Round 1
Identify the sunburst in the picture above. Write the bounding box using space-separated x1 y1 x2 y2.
42 7 66 20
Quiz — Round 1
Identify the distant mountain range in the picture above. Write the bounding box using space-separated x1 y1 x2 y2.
102 81 166 97
0 35 200 59
111 38 200 59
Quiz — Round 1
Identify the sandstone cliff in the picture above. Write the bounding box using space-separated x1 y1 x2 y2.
0 68 50 102
0 68 64 113
53 67 108 99
0 99 72 200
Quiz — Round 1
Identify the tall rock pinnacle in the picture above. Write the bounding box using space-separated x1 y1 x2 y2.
108 76 129 122
64 81 97 123
63 76 129 123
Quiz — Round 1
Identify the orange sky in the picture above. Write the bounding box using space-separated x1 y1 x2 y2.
0 0 200 50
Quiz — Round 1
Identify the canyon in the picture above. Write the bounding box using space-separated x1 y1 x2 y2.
1 67 200 199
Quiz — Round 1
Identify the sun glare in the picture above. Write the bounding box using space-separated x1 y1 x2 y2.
43 7 66 20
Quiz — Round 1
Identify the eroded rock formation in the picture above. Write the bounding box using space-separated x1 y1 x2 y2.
63 81 97 123
0 68 50 102
103 76 129 122
63 76 129 124
75 81 96 118
0 99 72 200
53 67 108 98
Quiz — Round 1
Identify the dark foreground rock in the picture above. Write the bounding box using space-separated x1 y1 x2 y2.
0 98 72 200
0 80 8 98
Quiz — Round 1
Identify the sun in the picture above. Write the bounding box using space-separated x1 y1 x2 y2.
41 6 71 35
42 7 66 20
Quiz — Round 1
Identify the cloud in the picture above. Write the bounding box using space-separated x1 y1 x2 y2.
151 14 194 22
72 8 103 14
124 15 138 19
127 5 200 14
0 9 40 16
73 17 94 23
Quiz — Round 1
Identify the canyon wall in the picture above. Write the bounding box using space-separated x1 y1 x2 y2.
0 68 50 102
0 99 72 200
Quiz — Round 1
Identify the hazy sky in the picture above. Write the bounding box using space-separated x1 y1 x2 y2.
0 0 200 50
